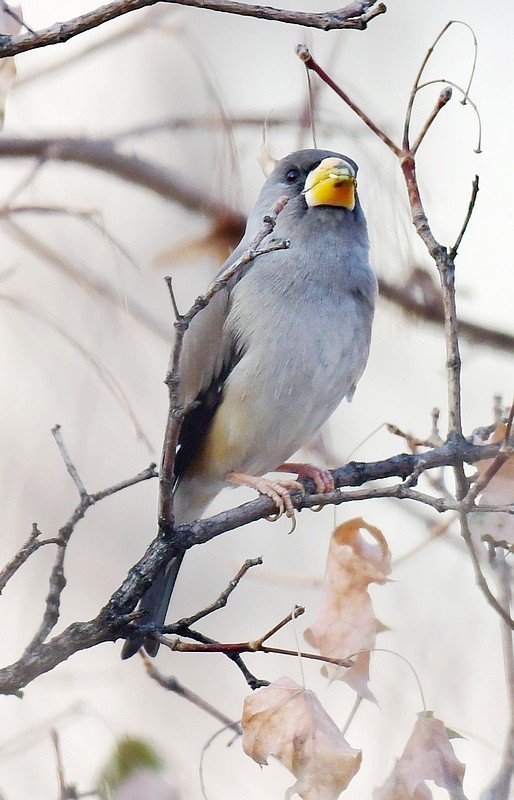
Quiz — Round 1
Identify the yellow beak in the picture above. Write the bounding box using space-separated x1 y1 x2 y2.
303 157 356 211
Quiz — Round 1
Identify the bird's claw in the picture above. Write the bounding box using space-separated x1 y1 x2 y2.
229 472 304 529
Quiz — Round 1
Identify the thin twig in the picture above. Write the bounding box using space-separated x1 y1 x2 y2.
449 175 480 260
160 624 267 688
1 203 138 271
162 636 353 667
402 21 452 150
483 551 514 799
0 1 35 34
92 463 158 501
52 425 88 498
4 219 171 343
296 44 401 157
402 20 479 150
459 511 514 629
251 606 305 648
143 656 241 733
175 558 263 627
0 525 59 592
465 400 514 505
2 294 153 449
51 729 71 799
165 276 181 322
410 86 453 156
416 78 482 153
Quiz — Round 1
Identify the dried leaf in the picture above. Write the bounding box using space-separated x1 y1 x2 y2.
259 122 279 176
373 714 467 799
242 676 361 800
0 4 21 128
304 518 391 697
470 423 514 547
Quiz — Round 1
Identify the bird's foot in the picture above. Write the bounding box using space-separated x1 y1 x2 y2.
228 472 304 519
276 462 335 494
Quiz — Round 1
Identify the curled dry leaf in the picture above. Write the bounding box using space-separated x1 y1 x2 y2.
259 126 279 177
304 517 391 698
469 422 514 548
242 676 361 800
373 714 467 800
0 4 21 128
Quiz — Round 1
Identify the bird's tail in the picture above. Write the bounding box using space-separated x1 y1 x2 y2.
120 553 185 659
121 476 221 659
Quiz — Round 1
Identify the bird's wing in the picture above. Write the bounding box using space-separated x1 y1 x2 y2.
172 238 254 482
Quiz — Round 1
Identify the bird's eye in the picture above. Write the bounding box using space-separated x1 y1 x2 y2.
285 168 300 184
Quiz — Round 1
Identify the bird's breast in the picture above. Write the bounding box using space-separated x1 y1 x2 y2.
193 263 374 479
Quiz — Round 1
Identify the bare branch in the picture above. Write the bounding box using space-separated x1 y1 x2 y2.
0 0 386 59
482 552 514 799
0 136 239 220
4 220 170 343
377 277 514 354
403 20 479 151
0 524 59 592
143 656 242 733
174 557 263 627
458 511 514 629
52 425 88 498
0 435 508 697
449 175 480 260
410 86 453 156
298 44 464 439
160 605 353 669
296 43 401 156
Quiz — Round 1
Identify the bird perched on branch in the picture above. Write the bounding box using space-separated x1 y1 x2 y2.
121 149 377 659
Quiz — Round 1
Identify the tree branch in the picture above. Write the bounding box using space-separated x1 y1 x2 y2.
377 277 514 354
0 0 386 59
143 656 242 733
0 136 240 220
0 436 504 697
1 136 511 355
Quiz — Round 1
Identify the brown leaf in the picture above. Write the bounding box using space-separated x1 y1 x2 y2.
470 423 514 547
304 518 391 697
373 714 467 799
259 132 279 177
242 676 361 800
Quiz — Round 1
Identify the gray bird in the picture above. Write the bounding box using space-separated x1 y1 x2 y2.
121 149 377 659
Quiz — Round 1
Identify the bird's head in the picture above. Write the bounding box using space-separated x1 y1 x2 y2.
269 150 358 212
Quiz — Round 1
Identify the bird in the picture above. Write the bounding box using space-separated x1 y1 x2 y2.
121 148 377 659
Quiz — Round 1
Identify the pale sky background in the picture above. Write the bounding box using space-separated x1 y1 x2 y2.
0 1 513 798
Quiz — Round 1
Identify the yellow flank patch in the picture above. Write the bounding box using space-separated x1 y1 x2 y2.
304 157 356 211
190 394 246 478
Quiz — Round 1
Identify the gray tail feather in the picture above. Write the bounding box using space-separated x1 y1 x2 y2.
121 552 185 659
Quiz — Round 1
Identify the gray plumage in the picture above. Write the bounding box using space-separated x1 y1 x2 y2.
121 149 376 659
